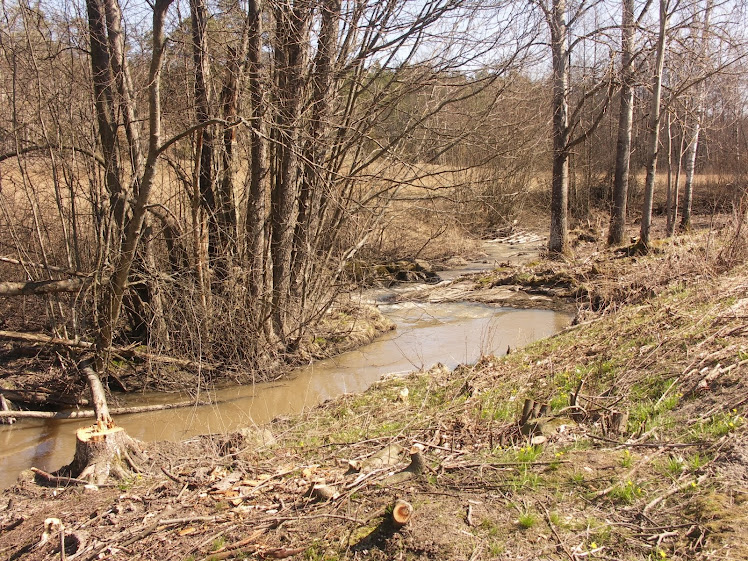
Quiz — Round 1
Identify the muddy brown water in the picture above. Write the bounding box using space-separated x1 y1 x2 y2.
0 239 572 489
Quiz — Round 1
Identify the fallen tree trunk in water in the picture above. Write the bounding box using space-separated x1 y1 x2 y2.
0 399 205 420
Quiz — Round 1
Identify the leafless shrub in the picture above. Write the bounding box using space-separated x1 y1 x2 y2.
717 189 748 268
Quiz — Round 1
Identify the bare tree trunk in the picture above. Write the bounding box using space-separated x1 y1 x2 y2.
608 0 635 246
548 0 569 254
103 0 143 184
666 111 674 234
218 48 244 260
292 0 340 300
639 0 669 248
190 0 221 275
97 0 173 366
668 132 685 236
245 0 268 322
681 0 712 230
85 0 125 237
680 118 699 230
270 0 310 341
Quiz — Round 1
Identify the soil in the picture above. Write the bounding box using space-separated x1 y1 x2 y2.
1 215 747 560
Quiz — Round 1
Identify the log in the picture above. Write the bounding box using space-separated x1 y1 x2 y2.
0 400 205 420
0 330 218 371
80 360 112 426
391 499 413 528
0 389 88 407
0 255 90 277
0 329 92 349
0 277 89 297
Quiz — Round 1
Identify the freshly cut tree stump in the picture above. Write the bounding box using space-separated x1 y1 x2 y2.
385 444 426 484
61 424 144 485
391 499 413 528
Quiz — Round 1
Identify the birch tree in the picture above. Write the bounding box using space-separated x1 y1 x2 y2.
639 0 670 248
608 0 638 245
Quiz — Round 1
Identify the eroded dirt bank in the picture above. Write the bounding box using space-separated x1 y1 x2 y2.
1 223 747 561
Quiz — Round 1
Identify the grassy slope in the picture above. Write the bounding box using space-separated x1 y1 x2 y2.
1 226 746 561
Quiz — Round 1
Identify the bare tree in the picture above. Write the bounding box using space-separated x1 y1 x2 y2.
680 0 712 230
535 0 617 254
639 0 671 248
608 0 639 245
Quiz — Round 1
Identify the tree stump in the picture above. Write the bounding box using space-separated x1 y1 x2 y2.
385 444 426 484
59 424 144 485
391 499 413 528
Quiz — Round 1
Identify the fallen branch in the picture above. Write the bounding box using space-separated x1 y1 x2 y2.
160 466 186 485
0 255 91 277
592 450 664 499
30 467 92 488
643 474 709 515
262 547 307 559
158 515 230 526
205 528 268 560
542 505 574 561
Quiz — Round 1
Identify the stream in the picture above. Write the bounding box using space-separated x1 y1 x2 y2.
0 239 573 489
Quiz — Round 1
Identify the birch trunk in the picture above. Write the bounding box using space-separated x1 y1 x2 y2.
639 0 669 248
607 0 635 246
548 0 569 254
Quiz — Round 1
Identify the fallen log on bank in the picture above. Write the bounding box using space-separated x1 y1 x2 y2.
0 400 205 420
0 277 90 296
0 389 88 408
0 329 218 371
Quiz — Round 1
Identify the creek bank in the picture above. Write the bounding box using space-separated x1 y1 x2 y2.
2 224 747 560
345 258 441 286
0 303 395 412
0 232 546 412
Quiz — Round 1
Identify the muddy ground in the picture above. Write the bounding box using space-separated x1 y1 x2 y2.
1 216 747 560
